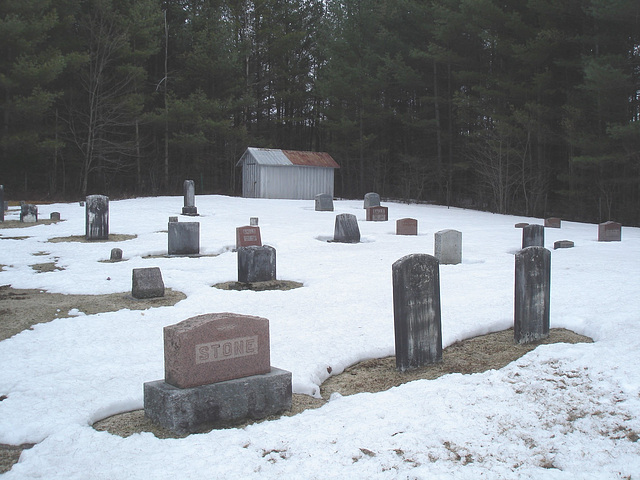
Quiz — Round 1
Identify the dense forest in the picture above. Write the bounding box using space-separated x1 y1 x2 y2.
1 0 639 224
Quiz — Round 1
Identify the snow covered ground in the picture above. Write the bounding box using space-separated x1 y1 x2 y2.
1 195 639 479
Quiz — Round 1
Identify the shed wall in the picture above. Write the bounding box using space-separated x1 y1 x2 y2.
258 165 334 199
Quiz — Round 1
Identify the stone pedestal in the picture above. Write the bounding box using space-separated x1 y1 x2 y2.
144 368 292 434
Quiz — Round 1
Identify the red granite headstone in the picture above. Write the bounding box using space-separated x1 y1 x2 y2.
366 206 388 221
164 313 271 389
236 225 262 248
544 217 562 228
396 218 418 235
598 221 622 242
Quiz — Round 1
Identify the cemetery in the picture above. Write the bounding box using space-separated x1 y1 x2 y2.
0 194 638 478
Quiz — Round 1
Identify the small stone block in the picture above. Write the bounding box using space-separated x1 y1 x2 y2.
132 267 164 299
250 217 259 226
110 248 123 261
169 216 179 223
598 221 621 242
515 223 529 228
366 206 388 221
554 240 574 249
164 313 271 389
314 193 334 212
50 212 61 221
544 217 561 228
143 368 292 435
363 192 381 209
396 218 417 235
236 226 262 248
181 205 198 216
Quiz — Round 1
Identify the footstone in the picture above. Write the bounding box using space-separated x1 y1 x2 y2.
238 245 276 283
514 246 550 344
598 221 621 242
366 206 388 221
50 212 60 221
236 226 262 248
20 204 37 223
143 368 292 434
363 192 381 209
333 213 360 243
110 248 123 261
515 223 529 228
434 229 462 265
132 267 165 299
182 180 198 216
250 217 259 226
86 195 109 240
396 218 417 236
168 221 199 255
392 254 442 370
522 224 544 248
164 313 270 388
315 193 334 212
554 240 574 249
544 217 561 228
0 185 3 222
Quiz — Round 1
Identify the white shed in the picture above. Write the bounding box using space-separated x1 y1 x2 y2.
236 147 340 200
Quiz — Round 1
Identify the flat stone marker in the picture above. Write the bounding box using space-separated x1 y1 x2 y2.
315 193 334 212
366 205 388 221
393 254 442 371
110 248 123 261
434 229 462 265
554 240 574 249
514 246 550 344
50 212 60 221
333 213 360 243
238 245 276 283
364 192 381 209
0 185 4 222
168 221 200 255
20 204 37 223
86 195 109 240
522 224 544 248
598 221 621 242
396 218 418 236
164 313 271 388
250 217 259 226
236 225 262 248
182 180 198 216
515 223 529 228
544 217 561 228
132 267 165 299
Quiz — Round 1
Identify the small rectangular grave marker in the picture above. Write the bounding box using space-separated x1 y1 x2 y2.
333 213 360 243
554 240 574 249
238 245 276 283
164 313 271 388
598 221 621 242
236 225 262 248
393 254 442 370
50 212 60 221
315 193 334 212
364 192 381 209
110 248 123 261
522 224 544 248
514 246 550 344
250 217 259 226
396 218 418 236
86 195 109 240
544 217 562 228
366 206 388 221
434 229 462 265
132 267 165 299
168 221 200 255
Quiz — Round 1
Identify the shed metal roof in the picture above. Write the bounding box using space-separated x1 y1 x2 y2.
238 147 339 168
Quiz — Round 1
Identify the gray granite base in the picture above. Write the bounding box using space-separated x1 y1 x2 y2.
144 367 292 434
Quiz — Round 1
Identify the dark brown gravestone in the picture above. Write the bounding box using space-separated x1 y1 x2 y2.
598 221 622 242
514 247 550 344
554 240 574 250
392 254 442 371
164 313 271 389
396 218 418 236
236 226 262 248
544 217 562 228
366 206 388 221
515 223 529 228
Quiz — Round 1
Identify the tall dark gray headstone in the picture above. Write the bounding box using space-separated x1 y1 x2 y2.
238 245 276 283
392 254 442 371
0 185 4 222
132 267 165 299
333 213 360 243
168 221 200 255
86 195 109 240
363 192 381 209
434 229 462 265
182 180 198 216
20 204 37 223
514 246 550 344
315 193 334 212
522 224 544 248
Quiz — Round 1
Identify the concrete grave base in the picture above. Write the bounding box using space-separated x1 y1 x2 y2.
144 367 292 434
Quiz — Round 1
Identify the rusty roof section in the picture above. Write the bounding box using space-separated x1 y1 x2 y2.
282 150 340 169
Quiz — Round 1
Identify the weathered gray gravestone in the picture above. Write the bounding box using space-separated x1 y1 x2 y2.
434 229 462 265
168 221 200 255
0 185 4 222
554 240 574 250
20 204 37 222
144 313 292 434
514 246 550 344
238 245 276 283
363 192 381 209
315 193 334 212
132 267 165 299
333 213 360 243
110 248 123 261
522 224 544 248
50 212 61 221
393 254 442 371
250 217 259 226
598 221 622 242
181 180 198 216
86 195 109 240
